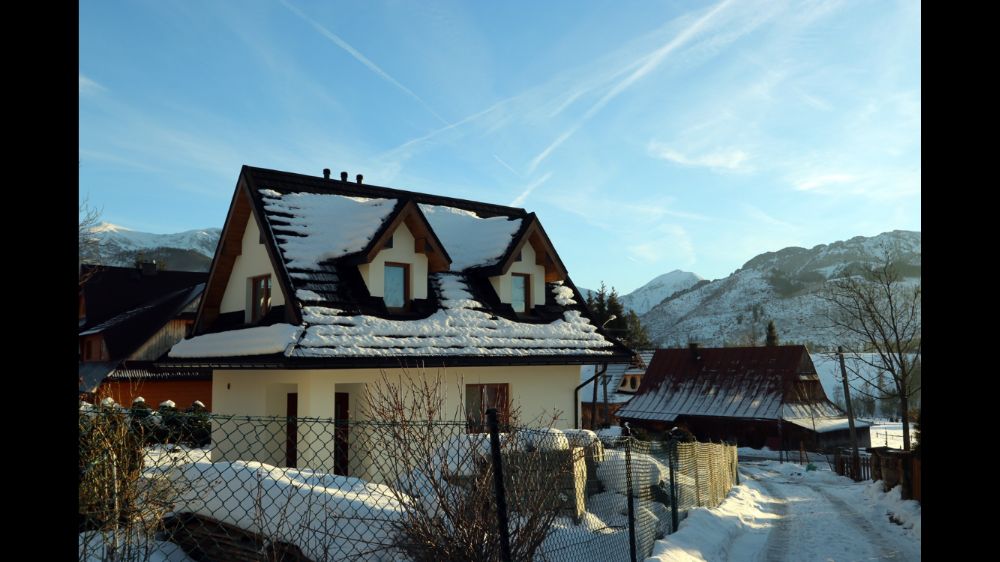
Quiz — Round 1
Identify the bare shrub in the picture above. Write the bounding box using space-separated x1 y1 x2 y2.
364 368 578 562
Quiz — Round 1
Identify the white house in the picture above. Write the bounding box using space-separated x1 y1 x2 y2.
161 165 632 475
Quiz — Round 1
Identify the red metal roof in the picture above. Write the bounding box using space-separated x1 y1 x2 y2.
616 345 842 423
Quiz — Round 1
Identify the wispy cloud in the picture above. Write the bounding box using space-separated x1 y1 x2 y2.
509 172 552 207
279 0 449 125
648 142 749 171
627 224 697 265
528 0 739 174
741 203 797 230
493 154 522 178
794 173 857 191
79 74 106 95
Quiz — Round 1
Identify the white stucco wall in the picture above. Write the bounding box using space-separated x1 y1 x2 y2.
358 222 429 300
209 364 581 478
219 217 286 315
489 242 547 308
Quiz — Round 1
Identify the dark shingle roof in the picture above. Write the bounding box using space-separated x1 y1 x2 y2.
169 166 632 366
616 346 844 423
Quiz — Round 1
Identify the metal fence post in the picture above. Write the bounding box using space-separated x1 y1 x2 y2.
623 423 637 562
486 408 512 562
667 438 679 534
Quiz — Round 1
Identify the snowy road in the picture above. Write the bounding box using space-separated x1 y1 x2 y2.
647 461 920 561
740 464 918 561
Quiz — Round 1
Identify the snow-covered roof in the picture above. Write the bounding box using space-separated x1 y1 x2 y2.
173 275 616 360
418 204 522 270
261 190 397 270
167 166 631 367
783 416 873 433
170 324 304 358
617 346 844 424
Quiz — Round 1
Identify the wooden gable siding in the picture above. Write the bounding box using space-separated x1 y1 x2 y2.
359 200 452 272
492 216 568 283
80 335 110 362
128 319 192 361
196 181 253 332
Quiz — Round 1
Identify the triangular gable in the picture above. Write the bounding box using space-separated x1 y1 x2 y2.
478 214 569 282
195 168 297 333
348 199 452 272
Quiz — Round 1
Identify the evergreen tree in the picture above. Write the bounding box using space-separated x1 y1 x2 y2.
585 282 651 349
765 320 779 346
624 310 651 349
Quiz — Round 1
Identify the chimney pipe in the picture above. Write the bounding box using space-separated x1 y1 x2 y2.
356 174 364 184
689 342 701 360
323 168 330 179
340 171 348 181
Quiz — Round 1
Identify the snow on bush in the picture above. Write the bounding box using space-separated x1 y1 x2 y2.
79 530 196 562
596 426 623 446
519 427 570 452
597 450 669 497
428 433 495 477
561 428 599 449
169 461 409 561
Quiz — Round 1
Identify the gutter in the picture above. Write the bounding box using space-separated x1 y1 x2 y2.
574 362 608 429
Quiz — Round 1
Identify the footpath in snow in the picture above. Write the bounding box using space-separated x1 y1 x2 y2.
647 460 920 561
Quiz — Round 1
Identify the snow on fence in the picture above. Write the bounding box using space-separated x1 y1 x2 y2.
78 408 738 562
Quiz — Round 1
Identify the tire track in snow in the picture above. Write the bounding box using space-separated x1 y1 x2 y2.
806 483 913 560
742 464 916 561
744 467 791 562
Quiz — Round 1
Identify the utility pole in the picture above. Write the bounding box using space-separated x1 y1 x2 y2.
838 346 861 480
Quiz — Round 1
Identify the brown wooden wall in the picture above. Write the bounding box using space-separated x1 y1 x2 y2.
129 319 193 361
580 402 624 429
97 379 212 411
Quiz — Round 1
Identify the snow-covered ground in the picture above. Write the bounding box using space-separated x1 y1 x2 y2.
869 422 910 449
646 461 920 561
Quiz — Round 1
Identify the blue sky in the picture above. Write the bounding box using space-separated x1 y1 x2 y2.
80 0 920 293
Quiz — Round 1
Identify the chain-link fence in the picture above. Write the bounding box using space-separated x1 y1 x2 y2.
79 407 738 562
661 440 740 530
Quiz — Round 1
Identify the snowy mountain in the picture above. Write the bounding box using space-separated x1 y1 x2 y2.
640 231 921 349
87 223 221 271
577 270 703 315
619 270 705 315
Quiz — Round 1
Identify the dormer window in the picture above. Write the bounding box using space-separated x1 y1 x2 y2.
250 275 272 322
384 262 410 311
512 273 530 313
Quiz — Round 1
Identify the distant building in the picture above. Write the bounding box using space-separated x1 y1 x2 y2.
580 350 654 429
616 344 871 450
78 263 211 408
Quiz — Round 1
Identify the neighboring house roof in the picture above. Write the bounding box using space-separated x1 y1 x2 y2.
81 283 205 359
79 265 207 330
104 361 213 382
80 360 211 394
79 266 207 391
79 361 119 394
581 350 655 404
616 346 869 429
168 165 632 368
